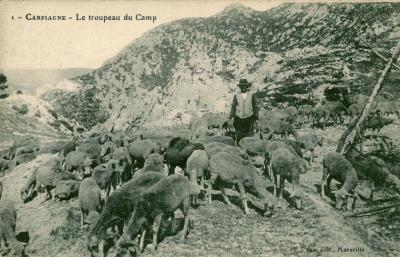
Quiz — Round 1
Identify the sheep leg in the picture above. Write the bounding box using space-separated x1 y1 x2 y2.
98 240 105 257
369 181 375 201
220 187 233 206
139 229 146 252
273 171 278 197
180 197 190 240
106 185 111 199
45 187 53 200
152 213 163 251
278 177 285 199
80 207 85 229
236 182 249 215
320 168 329 198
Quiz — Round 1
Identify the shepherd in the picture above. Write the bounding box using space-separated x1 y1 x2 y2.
229 79 259 145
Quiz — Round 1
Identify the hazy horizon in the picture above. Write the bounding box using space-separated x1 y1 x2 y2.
0 0 282 70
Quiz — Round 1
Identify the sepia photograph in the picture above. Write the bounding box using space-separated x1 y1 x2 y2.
0 0 399 256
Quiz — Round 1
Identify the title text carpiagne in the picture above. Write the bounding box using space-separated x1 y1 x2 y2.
22 13 157 23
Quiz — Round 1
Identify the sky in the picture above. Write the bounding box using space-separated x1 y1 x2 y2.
0 0 284 70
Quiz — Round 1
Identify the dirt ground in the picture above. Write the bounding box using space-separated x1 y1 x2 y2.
1 123 400 257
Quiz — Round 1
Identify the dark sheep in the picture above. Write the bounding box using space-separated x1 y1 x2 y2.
346 150 400 200
364 116 393 134
114 175 199 254
79 177 102 229
165 137 204 175
87 172 164 257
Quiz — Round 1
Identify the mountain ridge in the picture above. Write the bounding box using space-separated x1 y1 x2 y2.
44 2 400 131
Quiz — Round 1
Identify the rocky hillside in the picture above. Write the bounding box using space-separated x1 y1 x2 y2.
45 2 400 131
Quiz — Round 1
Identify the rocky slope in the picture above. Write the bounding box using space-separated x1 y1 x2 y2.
45 2 400 130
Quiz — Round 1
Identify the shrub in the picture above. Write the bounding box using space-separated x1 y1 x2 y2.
13 104 29 114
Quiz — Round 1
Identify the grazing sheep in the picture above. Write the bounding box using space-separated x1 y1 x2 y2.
209 152 275 216
0 201 26 257
259 119 298 140
114 175 200 253
12 152 37 166
165 137 204 175
142 153 164 173
92 160 121 199
20 158 76 202
100 141 118 158
186 150 209 205
112 147 133 184
0 159 9 175
196 135 235 146
312 101 347 129
239 137 268 156
13 145 38 158
79 177 102 229
271 138 304 158
60 139 79 157
126 139 162 170
321 152 358 210
133 153 166 178
64 150 96 178
76 143 102 160
378 101 399 118
38 140 68 155
54 180 80 200
208 145 249 162
298 104 313 123
346 150 400 200
204 142 230 156
271 147 309 210
297 133 323 163
364 116 393 134
87 172 164 257
0 181 26 257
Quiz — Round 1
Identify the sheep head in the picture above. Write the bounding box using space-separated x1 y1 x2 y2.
289 187 306 210
299 159 310 174
87 235 104 257
332 188 353 210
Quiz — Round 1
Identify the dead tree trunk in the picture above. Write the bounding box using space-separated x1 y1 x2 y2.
336 41 400 154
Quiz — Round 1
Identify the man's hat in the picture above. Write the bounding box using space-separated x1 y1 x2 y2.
238 79 252 87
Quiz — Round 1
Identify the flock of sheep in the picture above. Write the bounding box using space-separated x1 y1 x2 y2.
0 93 399 257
